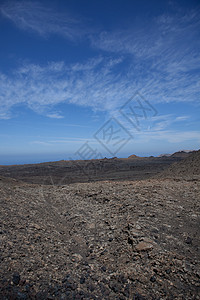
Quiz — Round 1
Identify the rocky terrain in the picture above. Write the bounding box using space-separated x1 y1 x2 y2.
0 154 191 185
158 150 200 180
0 151 199 299
158 151 194 159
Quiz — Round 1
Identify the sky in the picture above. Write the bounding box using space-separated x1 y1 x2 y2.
0 0 200 164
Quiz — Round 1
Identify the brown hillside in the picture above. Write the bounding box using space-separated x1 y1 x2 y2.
159 150 200 179
128 154 139 159
170 150 194 158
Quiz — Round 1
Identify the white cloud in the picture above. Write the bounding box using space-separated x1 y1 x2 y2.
0 57 134 119
90 9 200 105
47 113 64 119
110 112 194 141
0 53 199 121
30 141 51 146
152 114 191 131
0 4 199 123
131 130 200 144
0 1 89 40
91 9 200 59
30 137 98 147
0 112 11 119
175 116 190 121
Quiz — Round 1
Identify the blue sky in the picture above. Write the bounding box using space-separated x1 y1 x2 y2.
0 0 200 164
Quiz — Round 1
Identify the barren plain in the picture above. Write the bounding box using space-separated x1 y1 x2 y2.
0 151 199 299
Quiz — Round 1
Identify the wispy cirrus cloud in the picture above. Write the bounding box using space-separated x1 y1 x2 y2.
46 113 64 119
175 116 190 121
30 141 51 146
0 3 199 126
150 114 191 132
0 53 199 121
133 129 200 144
91 8 200 59
0 57 130 119
90 8 200 105
0 1 89 40
30 137 98 147
30 129 200 148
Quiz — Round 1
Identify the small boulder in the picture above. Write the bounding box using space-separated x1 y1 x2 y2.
135 241 154 251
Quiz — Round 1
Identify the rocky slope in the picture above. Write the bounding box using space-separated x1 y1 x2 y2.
158 150 200 180
0 174 200 299
170 150 195 158
158 150 194 158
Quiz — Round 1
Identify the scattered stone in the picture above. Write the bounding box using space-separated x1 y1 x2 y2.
101 266 106 272
150 276 156 282
12 272 20 285
0 162 199 299
80 276 85 284
135 241 154 251
185 236 192 244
